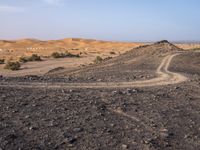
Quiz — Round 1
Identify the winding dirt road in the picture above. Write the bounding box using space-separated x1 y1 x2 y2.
0 53 188 88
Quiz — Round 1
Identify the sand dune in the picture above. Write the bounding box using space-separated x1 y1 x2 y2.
0 38 143 60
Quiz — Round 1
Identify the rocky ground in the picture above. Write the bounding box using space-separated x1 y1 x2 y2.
0 41 200 150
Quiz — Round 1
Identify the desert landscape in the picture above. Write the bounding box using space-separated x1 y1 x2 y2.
0 39 200 150
0 38 143 77
0 38 199 77
1 0 200 150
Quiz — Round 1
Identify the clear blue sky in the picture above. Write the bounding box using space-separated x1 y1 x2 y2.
0 0 200 42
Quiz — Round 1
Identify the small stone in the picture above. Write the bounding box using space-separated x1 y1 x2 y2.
127 89 132 93
25 115 30 119
69 89 73 93
159 128 173 139
32 104 37 107
160 132 170 138
65 137 77 144
29 126 37 130
132 89 138 93
73 128 83 132
174 86 180 90
184 134 189 139
112 91 118 94
122 144 128 149
140 75 144 78
110 123 115 127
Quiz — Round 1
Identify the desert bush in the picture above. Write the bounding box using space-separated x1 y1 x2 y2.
0 59 5 64
191 47 200 51
104 56 112 61
19 56 28 63
65 51 80 57
51 52 65 58
28 54 42 61
19 54 42 63
51 51 80 58
94 56 103 64
4 61 21 70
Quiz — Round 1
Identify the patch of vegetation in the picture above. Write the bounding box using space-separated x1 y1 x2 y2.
104 56 112 61
110 51 116 55
51 51 80 58
19 54 42 63
19 56 29 63
0 59 5 64
94 56 103 64
4 61 21 70
29 54 42 61
191 47 200 51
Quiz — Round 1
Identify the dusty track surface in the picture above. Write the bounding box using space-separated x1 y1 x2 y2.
0 53 188 88
0 41 200 150
0 56 95 77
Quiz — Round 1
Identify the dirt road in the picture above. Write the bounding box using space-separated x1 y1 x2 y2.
0 53 188 88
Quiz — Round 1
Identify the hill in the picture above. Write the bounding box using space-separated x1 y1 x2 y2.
48 41 183 82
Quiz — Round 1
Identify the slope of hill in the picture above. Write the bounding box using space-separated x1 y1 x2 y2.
47 41 183 82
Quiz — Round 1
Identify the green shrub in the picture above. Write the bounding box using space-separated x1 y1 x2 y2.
4 61 21 70
0 59 5 64
94 56 103 64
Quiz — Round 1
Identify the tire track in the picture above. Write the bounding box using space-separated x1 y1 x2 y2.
0 53 188 89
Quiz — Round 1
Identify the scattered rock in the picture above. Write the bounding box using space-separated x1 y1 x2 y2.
159 128 174 139
112 91 118 94
69 89 74 93
29 126 37 130
97 79 102 82
112 90 123 95
110 123 115 127
126 88 138 94
73 128 83 133
122 144 128 149
64 136 77 144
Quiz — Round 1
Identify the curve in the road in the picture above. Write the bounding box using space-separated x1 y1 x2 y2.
0 53 188 89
